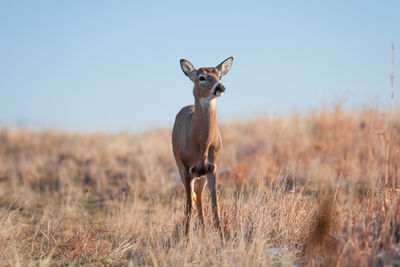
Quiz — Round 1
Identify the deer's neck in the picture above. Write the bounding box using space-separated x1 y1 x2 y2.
193 97 218 134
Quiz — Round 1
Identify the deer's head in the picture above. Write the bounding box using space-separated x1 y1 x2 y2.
180 57 233 101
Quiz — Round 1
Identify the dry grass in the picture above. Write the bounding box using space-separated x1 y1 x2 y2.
0 106 399 266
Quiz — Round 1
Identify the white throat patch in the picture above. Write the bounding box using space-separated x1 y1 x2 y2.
200 97 217 109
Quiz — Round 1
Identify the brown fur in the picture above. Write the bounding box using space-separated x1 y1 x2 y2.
172 57 233 242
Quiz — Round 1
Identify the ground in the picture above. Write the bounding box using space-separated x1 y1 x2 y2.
0 106 399 266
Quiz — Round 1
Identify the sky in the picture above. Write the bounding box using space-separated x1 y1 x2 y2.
0 1 399 132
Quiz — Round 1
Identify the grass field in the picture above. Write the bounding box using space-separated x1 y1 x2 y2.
0 106 399 266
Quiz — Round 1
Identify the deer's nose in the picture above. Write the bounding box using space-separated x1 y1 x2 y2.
214 84 225 94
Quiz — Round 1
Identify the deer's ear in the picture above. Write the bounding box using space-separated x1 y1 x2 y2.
180 59 197 80
216 57 233 76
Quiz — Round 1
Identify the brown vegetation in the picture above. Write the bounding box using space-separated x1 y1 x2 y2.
0 106 399 266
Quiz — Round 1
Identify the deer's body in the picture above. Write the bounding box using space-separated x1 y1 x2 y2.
172 98 221 176
172 58 233 242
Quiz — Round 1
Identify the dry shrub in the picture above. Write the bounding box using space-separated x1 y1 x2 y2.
49 223 111 259
301 195 340 265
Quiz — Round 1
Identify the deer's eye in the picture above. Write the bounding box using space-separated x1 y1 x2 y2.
199 76 206 81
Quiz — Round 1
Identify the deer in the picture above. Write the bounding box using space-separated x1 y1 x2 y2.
172 57 233 242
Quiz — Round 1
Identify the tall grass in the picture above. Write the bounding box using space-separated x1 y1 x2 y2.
0 107 399 266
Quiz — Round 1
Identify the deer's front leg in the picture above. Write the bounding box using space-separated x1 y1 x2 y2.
195 177 207 232
207 167 225 243
185 175 195 240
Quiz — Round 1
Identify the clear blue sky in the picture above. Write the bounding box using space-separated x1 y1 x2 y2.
0 1 399 132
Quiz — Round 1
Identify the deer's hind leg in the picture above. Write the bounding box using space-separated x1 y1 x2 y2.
207 167 225 243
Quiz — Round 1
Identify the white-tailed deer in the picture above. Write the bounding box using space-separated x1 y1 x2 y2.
172 57 233 242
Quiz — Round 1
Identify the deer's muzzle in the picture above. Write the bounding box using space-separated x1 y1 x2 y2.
213 83 225 96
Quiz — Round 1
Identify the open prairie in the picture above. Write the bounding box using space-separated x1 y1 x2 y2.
0 106 399 266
